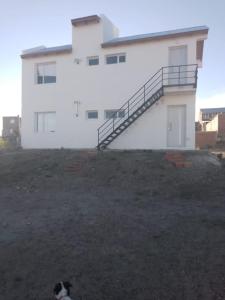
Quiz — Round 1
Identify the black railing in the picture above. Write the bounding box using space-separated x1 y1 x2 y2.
97 64 198 148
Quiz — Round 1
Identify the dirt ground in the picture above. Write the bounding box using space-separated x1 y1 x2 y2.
0 149 225 300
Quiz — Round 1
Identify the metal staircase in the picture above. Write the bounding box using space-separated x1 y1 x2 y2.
97 64 198 150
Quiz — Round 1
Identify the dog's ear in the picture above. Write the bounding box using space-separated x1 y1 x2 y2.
53 282 62 295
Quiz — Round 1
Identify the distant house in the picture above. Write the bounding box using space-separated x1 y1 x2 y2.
2 116 20 138
196 108 225 148
199 107 225 123
21 14 208 150
205 113 225 141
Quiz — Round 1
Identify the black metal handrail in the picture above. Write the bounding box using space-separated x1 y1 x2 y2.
98 64 198 147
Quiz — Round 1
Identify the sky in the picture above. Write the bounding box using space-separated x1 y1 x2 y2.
0 0 225 133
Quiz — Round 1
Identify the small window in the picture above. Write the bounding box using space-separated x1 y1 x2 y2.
118 110 125 118
34 112 56 132
87 110 98 119
105 109 125 119
105 110 117 119
36 62 56 84
10 119 15 124
106 56 118 64
119 55 126 63
106 53 126 65
88 56 99 66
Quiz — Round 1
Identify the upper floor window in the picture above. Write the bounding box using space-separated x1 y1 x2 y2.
106 53 126 65
36 62 56 84
87 56 99 66
34 112 56 133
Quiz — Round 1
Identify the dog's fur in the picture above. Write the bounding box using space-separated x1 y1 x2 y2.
53 281 73 300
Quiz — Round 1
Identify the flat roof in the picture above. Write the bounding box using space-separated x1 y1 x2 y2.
102 26 209 48
21 24 209 59
21 44 72 59
200 107 225 114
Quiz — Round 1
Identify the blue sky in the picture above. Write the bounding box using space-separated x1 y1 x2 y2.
0 0 225 131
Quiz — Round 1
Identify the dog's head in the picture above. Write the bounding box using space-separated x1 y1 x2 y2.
53 281 72 299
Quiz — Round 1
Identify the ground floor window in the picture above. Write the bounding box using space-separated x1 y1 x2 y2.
104 109 125 119
34 112 56 133
86 110 98 119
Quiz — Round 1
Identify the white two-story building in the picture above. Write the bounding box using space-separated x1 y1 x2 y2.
21 15 208 150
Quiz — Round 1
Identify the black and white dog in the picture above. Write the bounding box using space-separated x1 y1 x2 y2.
53 281 73 300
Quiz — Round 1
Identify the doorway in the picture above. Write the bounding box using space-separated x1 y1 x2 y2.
167 105 186 148
168 46 188 85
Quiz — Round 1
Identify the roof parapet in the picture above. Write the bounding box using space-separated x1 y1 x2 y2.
71 15 101 27
21 44 72 59
22 46 46 55
102 26 209 48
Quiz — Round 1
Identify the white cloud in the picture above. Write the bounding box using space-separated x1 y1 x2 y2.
196 92 225 120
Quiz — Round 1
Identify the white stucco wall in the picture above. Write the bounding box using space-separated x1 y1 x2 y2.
21 18 206 149
109 92 195 150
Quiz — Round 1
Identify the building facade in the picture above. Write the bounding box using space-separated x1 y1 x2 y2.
21 15 208 150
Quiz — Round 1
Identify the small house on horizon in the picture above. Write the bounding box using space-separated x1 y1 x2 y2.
2 116 21 138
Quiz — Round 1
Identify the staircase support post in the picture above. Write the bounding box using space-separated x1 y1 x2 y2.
97 129 100 150
194 67 198 88
144 85 146 103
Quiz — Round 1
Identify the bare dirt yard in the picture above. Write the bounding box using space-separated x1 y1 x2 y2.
0 149 225 300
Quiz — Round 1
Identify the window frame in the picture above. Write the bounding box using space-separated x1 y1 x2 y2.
87 56 99 66
34 112 56 133
86 110 98 119
105 53 126 65
104 109 125 120
35 62 56 85
104 109 118 119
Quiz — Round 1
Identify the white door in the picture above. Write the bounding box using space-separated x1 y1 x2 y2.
167 105 186 148
168 46 187 85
